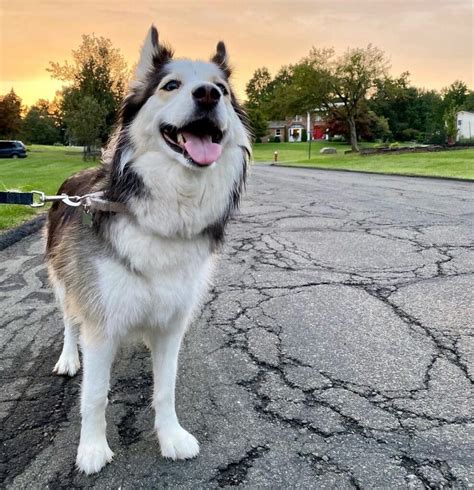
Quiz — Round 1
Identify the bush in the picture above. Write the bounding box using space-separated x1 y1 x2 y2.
401 128 422 141
273 136 281 143
53 142 64 146
255 136 262 143
389 142 400 149
301 129 307 142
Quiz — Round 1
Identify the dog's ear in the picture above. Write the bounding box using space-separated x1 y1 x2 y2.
211 41 231 78
135 25 172 81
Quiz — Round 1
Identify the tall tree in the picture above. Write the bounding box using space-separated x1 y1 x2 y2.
22 99 60 144
49 34 129 144
62 93 107 159
0 89 23 139
245 67 273 111
266 45 389 151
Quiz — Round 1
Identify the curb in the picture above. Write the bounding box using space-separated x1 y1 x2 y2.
0 214 46 251
270 164 474 183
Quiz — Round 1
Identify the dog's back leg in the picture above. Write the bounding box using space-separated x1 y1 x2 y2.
53 316 80 376
52 281 81 376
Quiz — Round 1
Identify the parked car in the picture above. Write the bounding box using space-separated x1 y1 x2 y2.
0 140 27 158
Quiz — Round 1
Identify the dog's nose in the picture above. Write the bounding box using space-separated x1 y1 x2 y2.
192 84 221 111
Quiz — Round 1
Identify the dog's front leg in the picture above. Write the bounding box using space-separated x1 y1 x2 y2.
76 334 118 474
150 322 199 460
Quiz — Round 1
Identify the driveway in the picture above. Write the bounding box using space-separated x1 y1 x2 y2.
1 166 473 488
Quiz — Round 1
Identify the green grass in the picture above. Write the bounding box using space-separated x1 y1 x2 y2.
0 145 97 230
253 142 474 180
1 143 472 231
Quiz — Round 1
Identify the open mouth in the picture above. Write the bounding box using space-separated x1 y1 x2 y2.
160 118 224 166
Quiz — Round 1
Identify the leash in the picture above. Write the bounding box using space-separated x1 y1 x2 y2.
0 190 129 226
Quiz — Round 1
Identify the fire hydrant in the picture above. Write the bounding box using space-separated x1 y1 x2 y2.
274 151 278 162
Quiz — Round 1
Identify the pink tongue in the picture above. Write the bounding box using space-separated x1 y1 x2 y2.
182 132 222 166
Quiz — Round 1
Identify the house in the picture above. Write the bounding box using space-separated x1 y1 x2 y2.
266 121 287 142
265 111 332 142
456 111 474 141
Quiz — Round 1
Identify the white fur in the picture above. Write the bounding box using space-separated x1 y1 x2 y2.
51 27 250 475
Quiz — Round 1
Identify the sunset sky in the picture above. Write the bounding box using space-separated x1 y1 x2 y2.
1 0 473 107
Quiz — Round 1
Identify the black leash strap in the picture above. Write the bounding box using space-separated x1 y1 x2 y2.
0 191 34 206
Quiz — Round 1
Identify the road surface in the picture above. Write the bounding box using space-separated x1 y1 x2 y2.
1 166 473 488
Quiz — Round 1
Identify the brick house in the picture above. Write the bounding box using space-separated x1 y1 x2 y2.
265 112 330 142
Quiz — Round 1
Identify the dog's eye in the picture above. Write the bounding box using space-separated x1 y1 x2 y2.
162 80 181 91
216 83 229 96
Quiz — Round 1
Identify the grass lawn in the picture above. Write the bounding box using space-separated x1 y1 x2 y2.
0 145 97 230
253 142 474 180
1 143 472 231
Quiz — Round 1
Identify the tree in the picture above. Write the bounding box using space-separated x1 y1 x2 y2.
274 45 389 151
49 34 129 144
369 74 446 144
0 89 23 139
246 107 268 141
245 67 273 111
442 80 468 110
63 93 107 159
22 99 60 144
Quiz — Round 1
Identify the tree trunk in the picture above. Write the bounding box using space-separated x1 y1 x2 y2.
348 115 359 152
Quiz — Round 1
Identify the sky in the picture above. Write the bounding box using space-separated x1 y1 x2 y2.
1 0 473 107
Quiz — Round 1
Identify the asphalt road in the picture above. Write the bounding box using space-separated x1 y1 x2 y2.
1 166 473 488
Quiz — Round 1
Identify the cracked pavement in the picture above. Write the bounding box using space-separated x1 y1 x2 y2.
1 165 473 488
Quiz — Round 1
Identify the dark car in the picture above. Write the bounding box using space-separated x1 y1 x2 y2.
0 140 27 158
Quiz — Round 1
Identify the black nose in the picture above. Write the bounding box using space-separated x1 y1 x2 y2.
192 84 221 111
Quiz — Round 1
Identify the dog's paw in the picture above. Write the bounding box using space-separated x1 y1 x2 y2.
53 353 80 377
76 442 114 474
157 425 200 460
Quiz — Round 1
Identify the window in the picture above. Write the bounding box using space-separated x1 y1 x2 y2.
458 120 462 126
275 129 281 136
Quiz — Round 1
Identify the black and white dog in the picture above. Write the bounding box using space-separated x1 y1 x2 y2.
46 25 251 474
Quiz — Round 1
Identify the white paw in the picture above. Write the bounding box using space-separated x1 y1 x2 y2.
53 353 80 376
157 425 200 460
76 441 114 474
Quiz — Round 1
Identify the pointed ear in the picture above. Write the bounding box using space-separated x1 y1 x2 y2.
211 41 231 77
135 25 172 81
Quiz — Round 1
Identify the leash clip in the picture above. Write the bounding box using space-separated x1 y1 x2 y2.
30 191 45 208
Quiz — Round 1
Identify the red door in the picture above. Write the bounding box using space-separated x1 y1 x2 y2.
314 126 324 140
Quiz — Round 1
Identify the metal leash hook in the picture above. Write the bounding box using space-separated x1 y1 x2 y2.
30 190 83 208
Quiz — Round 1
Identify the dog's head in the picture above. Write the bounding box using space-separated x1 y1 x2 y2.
123 26 250 170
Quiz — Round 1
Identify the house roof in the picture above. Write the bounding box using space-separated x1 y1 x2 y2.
267 121 286 129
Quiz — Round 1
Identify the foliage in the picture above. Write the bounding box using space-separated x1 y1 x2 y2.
369 74 446 144
245 67 273 111
49 34 129 144
247 45 389 151
0 89 23 139
62 94 107 159
246 106 268 140
21 99 60 145
444 105 459 144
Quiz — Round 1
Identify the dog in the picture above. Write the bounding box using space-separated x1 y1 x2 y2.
46 25 251 474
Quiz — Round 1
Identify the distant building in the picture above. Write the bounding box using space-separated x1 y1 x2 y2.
265 113 331 143
456 111 474 141
266 121 287 142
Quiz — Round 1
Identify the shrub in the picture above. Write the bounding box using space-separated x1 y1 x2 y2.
301 128 308 142
255 136 262 143
273 136 281 143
